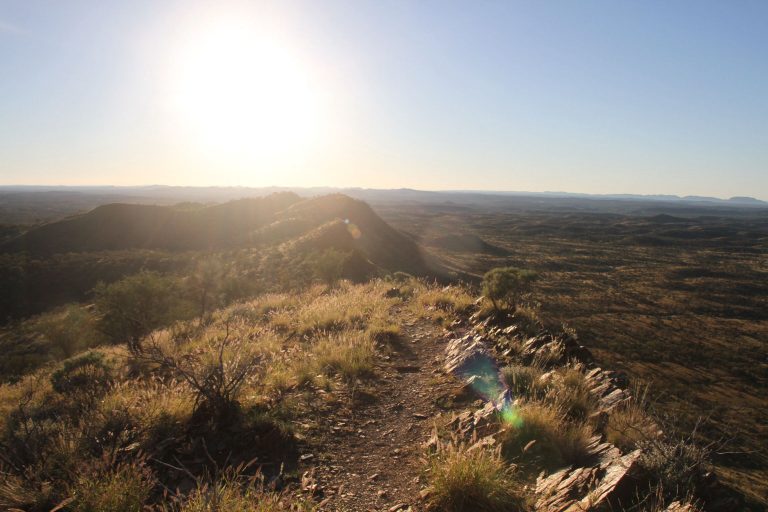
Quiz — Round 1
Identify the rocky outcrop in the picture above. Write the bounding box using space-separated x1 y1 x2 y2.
439 310 742 512
535 448 642 511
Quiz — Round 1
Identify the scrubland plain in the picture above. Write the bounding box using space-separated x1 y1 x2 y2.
377 201 768 504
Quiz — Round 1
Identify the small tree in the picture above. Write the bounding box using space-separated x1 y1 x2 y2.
482 267 538 312
34 304 101 359
94 271 190 353
187 257 224 324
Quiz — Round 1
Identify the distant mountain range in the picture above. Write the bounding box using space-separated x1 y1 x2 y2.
1 185 766 206
1 185 766 227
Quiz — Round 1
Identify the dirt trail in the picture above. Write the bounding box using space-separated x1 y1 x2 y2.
299 311 462 511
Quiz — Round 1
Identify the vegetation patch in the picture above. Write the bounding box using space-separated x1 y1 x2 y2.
425 439 528 512
500 401 595 471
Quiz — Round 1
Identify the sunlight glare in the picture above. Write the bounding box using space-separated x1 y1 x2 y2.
169 18 322 166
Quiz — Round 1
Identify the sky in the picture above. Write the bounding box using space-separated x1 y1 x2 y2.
1 0 767 199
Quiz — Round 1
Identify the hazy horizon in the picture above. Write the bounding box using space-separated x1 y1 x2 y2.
2 1 767 198
2 183 766 202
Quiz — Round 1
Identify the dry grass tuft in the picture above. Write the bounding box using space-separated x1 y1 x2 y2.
159 465 315 512
69 458 155 512
501 401 595 471
366 318 402 344
426 438 528 512
604 388 659 451
312 333 376 382
548 367 596 420
500 364 545 399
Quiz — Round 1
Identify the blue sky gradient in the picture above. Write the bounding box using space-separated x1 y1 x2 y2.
1 1 766 198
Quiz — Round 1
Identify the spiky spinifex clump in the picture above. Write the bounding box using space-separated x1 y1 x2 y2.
500 401 595 471
426 439 528 512
313 333 376 383
69 459 156 512
156 464 315 512
500 363 545 399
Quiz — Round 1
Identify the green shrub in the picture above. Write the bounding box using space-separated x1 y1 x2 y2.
482 267 538 311
310 248 349 285
186 257 226 322
94 271 193 352
34 304 101 359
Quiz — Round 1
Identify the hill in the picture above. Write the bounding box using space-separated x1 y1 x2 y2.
1 192 302 254
0 194 444 322
1 194 434 276
0 279 747 511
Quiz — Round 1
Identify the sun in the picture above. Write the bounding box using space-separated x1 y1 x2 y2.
169 18 322 165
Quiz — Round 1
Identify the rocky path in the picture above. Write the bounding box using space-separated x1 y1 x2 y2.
298 312 461 511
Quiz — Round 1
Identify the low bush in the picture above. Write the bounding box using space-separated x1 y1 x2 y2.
482 267 538 312
50 351 114 400
638 437 711 502
139 323 264 424
34 304 101 359
604 390 659 451
549 367 595 420
310 247 350 285
94 271 194 352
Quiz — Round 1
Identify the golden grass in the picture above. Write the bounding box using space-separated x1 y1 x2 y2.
548 367 596 420
98 380 195 445
69 459 155 512
312 333 376 382
365 317 402 344
410 282 475 325
605 391 660 451
500 364 545 399
500 401 595 471
294 281 398 334
162 472 315 512
426 438 528 512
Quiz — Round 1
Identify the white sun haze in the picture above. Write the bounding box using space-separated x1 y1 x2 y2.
167 15 324 173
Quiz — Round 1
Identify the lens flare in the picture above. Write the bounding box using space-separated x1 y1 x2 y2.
451 349 523 428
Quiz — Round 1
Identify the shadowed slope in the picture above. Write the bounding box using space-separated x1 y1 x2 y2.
276 194 434 275
2 193 302 254
1 193 444 279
